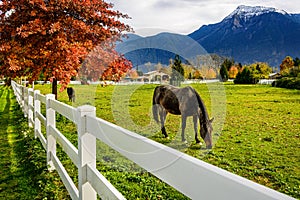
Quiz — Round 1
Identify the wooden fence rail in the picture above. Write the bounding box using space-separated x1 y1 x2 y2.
11 81 294 200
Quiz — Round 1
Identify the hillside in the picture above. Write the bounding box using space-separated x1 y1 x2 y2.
116 33 207 68
117 5 300 68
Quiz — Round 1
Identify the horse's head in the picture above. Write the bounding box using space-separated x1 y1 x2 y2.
200 118 214 149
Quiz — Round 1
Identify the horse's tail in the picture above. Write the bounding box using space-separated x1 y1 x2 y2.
152 86 161 123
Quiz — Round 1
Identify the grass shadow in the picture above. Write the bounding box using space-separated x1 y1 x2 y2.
0 87 40 199
0 86 69 199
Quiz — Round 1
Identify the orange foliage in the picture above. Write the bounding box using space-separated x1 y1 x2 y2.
280 56 294 76
0 0 132 90
193 70 203 79
228 66 239 79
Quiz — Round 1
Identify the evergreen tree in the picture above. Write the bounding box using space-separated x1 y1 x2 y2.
219 58 234 82
238 63 243 70
220 64 229 82
234 67 257 84
293 57 300 67
223 58 234 71
170 55 184 86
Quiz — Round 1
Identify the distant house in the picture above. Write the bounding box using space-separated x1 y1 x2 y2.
269 72 282 79
136 76 150 82
123 70 170 83
143 71 170 82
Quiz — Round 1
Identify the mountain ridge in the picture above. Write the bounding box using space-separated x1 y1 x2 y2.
224 5 288 21
189 5 300 66
117 5 300 68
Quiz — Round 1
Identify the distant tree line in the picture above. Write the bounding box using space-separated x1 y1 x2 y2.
272 56 300 89
219 58 272 84
127 54 299 89
217 55 300 89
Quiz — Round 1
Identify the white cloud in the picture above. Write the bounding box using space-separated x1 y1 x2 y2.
108 0 300 36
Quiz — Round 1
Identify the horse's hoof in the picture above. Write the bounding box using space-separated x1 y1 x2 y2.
166 137 170 140
182 140 188 144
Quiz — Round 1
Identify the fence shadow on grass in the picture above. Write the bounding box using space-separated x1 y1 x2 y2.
0 88 13 195
0 86 68 199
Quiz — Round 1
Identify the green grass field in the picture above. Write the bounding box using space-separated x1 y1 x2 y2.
2 83 299 199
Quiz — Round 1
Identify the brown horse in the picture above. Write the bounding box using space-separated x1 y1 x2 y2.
152 85 214 149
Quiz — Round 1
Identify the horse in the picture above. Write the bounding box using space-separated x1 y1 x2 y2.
152 85 214 149
67 87 75 102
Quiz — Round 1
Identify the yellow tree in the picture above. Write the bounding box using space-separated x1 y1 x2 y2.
280 56 294 76
206 68 217 79
183 64 194 79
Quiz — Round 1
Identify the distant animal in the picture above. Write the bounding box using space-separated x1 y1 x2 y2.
67 87 75 102
152 85 214 149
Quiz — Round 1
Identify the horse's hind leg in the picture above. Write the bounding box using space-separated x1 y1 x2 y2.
193 115 201 143
181 115 187 142
160 110 168 138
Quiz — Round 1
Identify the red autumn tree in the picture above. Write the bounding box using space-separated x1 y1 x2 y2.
0 0 132 98
79 43 131 82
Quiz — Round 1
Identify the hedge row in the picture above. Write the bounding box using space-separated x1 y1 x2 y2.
272 77 300 90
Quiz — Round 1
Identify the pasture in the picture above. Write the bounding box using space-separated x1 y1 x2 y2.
31 83 300 199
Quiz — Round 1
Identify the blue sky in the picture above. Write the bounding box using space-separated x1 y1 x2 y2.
107 0 300 36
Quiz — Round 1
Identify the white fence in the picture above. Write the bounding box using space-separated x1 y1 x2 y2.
258 79 276 85
11 81 294 200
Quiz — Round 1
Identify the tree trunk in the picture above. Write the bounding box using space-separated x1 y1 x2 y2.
5 77 12 86
52 78 58 100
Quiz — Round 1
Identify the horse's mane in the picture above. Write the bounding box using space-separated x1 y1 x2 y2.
191 87 210 123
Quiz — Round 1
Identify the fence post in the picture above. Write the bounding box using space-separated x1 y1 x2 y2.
34 90 41 139
28 88 34 127
46 94 56 171
17 83 23 107
14 82 20 104
77 105 97 200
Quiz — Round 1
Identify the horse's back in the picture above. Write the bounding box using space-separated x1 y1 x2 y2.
153 85 201 116
176 87 199 116
153 85 181 115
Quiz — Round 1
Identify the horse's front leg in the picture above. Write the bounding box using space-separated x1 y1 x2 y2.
193 115 201 143
181 115 187 143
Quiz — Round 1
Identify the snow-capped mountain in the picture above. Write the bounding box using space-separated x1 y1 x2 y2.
224 5 288 22
117 5 300 68
189 5 300 66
